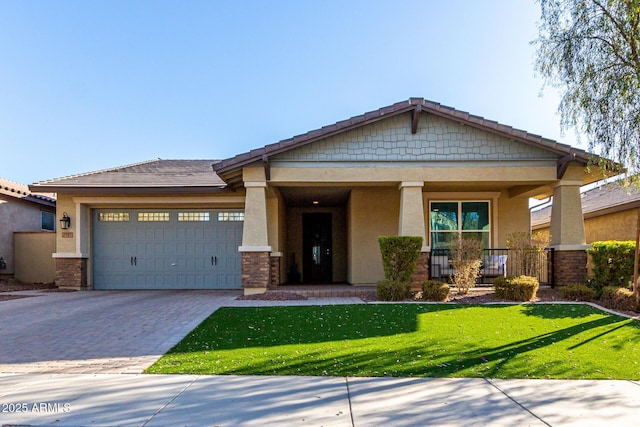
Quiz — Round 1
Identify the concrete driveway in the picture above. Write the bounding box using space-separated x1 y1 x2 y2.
0 290 241 373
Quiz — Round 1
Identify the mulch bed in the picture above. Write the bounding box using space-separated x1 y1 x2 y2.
238 291 308 301
0 277 57 293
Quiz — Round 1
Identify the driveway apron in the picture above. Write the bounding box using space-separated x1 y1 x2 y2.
0 290 240 374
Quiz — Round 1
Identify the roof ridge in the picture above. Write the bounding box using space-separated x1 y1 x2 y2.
34 158 162 185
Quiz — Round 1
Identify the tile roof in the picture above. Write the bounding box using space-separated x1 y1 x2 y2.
0 177 56 206
30 159 226 192
531 181 640 227
214 97 598 174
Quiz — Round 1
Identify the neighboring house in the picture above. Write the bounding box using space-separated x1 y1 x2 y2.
0 178 57 280
31 98 608 293
532 181 640 243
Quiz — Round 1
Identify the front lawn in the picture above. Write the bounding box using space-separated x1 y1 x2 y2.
145 304 640 379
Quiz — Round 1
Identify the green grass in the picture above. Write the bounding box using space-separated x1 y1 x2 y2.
145 304 640 379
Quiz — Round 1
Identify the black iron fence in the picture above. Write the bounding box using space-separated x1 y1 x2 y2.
429 247 554 286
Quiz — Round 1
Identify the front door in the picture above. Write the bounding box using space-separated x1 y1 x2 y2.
302 213 333 282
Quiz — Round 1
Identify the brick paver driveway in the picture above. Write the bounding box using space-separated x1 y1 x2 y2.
0 290 240 374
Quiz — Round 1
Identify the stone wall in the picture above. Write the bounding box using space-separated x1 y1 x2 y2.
55 258 88 290
411 252 429 289
553 250 588 286
241 251 270 290
269 255 280 287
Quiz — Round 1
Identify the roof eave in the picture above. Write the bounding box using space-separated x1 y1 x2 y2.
28 185 232 195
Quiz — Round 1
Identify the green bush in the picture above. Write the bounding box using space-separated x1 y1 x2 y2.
600 286 639 312
561 283 596 301
449 235 483 294
494 276 539 302
421 280 450 302
587 241 635 296
376 280 411 301
378 236 423 282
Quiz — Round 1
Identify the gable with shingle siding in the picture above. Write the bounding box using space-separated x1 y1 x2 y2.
272 114 557 165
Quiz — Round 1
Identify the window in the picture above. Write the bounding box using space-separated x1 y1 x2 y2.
218 212 244 222
178 212 210 222
430 201 490 248
137 212 169 222
41 211 55 231
99 212 130 222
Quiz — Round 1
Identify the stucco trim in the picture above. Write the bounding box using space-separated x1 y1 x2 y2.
239 245 273 252
52 252 89 259
245 182 268 188
549 244 591 251
399 182 424 189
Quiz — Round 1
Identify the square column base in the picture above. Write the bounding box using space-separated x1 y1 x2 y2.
55 258 88 290
410 252 429 289
553 249 588 286
241 251 270 294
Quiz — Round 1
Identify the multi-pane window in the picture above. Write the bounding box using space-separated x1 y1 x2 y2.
178 212 210 222
99 212 130 222
41 211 55 230
218 212 244 222
430 201 490 248
137 212 169 222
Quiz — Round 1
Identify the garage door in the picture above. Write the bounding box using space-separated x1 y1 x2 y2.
93 209 243 290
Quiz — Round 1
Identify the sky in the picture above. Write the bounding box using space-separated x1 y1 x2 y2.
0 0 581 186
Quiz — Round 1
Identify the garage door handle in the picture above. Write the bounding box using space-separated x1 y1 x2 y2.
134 257 137 266
130 257 133 266
211 256 217 266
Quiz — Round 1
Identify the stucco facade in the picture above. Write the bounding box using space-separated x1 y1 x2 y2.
32 98 608 292
532 181 640 244
0 178 56 278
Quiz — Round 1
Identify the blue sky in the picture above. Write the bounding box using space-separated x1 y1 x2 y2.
0 0 579 185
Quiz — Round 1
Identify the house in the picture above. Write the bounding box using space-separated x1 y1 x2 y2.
0 177 57 282
532 181 640 243
30 98 607 293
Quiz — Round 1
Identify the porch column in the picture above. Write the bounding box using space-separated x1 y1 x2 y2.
549 180 589 286
239 182 272 295
398 182 428 287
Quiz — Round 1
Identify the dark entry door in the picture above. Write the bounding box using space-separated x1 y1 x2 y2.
303 213 333 282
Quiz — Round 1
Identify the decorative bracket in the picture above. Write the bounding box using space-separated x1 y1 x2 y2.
557 152 576 179
262 154 271 181
411 104 422 134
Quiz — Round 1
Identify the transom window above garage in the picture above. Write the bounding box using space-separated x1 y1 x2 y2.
137 212 170 222
218 212 244 221
99 212 130 222
178 212 210 221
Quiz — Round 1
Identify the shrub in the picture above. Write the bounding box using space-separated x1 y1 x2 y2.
378 236 423 282
561 283 596 302
599 286 639 312
494 276 539 301
587 241 635 296
506 231 549 277
449 235 483 294
376 280 411 302
421 280 450 302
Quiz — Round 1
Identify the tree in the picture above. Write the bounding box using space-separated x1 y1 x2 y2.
534 0 640 178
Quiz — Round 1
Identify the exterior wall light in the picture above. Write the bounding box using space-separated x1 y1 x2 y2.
60 212 71 230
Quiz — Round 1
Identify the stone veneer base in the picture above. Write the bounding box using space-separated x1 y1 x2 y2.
241 251 271 292
55 258 88 290
553 249 588 286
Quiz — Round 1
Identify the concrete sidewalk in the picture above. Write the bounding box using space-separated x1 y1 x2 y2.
1 374 639 426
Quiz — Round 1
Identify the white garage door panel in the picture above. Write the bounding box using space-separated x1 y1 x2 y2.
93 209 243 290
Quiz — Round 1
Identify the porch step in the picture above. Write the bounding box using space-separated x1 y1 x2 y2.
267 285 376 298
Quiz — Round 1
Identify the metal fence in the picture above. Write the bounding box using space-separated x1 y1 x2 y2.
429 247 554 286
